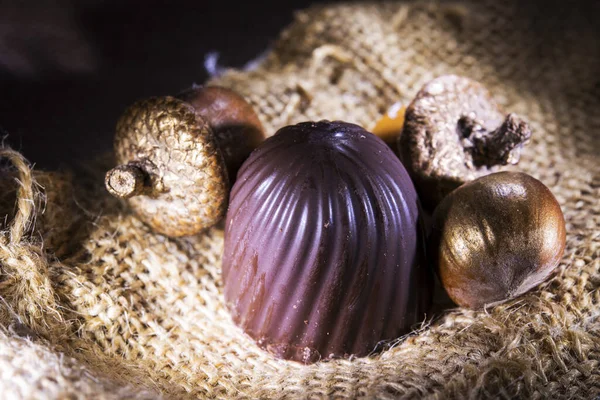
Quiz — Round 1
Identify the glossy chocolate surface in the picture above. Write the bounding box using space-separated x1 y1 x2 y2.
222 121 432 363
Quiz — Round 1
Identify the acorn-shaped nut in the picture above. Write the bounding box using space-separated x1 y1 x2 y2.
223 121 432 364
429 172 566 309
105 96 229 237
106 86 265 237
177 85 265 182
399 75 532 209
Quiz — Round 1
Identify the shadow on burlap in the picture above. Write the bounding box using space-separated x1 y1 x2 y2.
0 1 599 398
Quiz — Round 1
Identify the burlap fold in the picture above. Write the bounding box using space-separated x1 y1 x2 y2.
0 1 599 398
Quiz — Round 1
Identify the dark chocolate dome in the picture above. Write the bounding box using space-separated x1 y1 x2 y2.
222 121 432 363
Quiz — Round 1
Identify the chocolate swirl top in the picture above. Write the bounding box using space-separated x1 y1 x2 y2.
222 121 432 363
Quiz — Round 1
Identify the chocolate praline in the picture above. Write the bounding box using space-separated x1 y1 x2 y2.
222 121 432 364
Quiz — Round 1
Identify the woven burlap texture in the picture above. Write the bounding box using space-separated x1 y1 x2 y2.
1 1 599 398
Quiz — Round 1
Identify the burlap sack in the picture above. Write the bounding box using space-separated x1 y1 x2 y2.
1 0 599 398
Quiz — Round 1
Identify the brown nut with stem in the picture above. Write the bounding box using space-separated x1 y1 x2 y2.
177 85 265 182
429 171 566 309
105 87 264 237
399 75 532 210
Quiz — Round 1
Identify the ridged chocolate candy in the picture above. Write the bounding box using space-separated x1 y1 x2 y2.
223 121 432 364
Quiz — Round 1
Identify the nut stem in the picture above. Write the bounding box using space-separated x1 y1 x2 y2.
105 163 150 199
460 113 532 168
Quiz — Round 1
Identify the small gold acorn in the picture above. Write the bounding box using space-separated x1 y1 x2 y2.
105 86 264 237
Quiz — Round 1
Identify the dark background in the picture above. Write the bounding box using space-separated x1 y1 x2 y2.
0 0 321 169
1 1 596 171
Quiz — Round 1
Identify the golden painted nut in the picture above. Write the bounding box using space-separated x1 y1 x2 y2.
429 171 566 309
399 75 532 210
105 86 264 237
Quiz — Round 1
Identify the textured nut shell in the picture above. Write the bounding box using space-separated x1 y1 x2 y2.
430 172 566 309
223 121 432 363
400 75 506 208
114 96 229 237
178 86 265 182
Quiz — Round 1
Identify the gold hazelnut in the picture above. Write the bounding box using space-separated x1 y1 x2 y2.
429 171 566 309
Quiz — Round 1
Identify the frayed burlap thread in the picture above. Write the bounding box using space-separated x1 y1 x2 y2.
0 324 158 400
0 149 67 337
1 0 599 398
